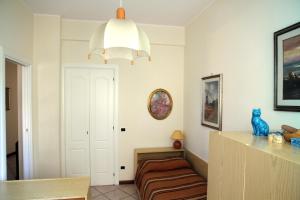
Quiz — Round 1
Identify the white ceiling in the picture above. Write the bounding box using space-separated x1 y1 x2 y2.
23 0 213 26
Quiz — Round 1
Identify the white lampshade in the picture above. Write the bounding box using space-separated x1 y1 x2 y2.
89 18 151 63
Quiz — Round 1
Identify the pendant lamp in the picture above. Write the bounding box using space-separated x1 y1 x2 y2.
89 0 151 64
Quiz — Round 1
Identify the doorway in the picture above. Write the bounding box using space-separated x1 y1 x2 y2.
5 59 23 180
0 46 33 180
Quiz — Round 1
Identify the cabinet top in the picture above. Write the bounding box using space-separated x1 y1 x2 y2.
211 131 300 165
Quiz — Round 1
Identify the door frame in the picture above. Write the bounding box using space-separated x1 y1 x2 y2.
0 46 33 180
61 64 119 185
0 46 6 180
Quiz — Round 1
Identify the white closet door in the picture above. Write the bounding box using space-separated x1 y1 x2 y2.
89 69 115 185
65 68 90 177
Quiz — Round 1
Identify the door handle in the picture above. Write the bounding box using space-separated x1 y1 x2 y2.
86 131 89 135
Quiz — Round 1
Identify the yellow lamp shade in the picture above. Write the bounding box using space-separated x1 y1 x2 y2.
171 130 184 140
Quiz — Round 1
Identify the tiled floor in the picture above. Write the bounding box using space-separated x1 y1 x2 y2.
90 184 138 200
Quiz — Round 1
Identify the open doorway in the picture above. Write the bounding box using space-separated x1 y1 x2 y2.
0 47 33 181
5 59 23 180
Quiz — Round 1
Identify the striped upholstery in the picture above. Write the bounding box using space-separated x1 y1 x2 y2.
135 158 207 200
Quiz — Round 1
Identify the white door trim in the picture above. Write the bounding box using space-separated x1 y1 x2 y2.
0 46 7 180
21 65 33 179
61 64 119 185
0 46 33 180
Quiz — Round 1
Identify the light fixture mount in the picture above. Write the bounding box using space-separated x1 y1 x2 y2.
116 7 125 20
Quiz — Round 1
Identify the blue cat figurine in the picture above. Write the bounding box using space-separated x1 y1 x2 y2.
251 108 269 136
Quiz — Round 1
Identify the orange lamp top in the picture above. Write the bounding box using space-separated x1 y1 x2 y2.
116 7 125 19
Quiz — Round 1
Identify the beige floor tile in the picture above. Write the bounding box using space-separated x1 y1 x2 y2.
118 184 137 195
130 192 139 199
95 185 118 194
122 196 137 200
92 194 109 200
104 189 129 200
90 187 102 198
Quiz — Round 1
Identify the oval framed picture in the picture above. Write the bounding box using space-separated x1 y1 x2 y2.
148 88 173 120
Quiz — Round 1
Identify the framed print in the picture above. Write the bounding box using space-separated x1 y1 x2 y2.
201 74 223 130
274 22 300 111
148 88 173 120
5 87 10 111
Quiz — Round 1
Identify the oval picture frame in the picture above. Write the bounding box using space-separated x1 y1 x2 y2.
148 88 173 120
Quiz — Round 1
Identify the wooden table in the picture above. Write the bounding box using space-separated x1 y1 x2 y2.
0 177 90 200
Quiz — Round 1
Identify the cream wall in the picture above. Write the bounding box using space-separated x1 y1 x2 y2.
184 0 300 162
0 0 32 179
0 0 33 63
3 0 299 181
61 19 184 180
33 15 61 178
5 61 19 154
32 17 184 180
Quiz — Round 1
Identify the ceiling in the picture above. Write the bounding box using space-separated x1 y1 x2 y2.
23 0 213 26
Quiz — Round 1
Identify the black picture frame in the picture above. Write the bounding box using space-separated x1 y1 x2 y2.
5 87 10 111
201 74 223 130
274 22 300 111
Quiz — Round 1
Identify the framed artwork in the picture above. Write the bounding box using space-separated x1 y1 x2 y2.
201 74 223 130
148 88 173 120
274 22 300 111
5 87 10 111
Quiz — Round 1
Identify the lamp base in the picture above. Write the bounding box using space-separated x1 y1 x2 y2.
173 140 182 149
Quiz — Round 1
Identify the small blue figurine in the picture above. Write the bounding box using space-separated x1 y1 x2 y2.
251 108 269 136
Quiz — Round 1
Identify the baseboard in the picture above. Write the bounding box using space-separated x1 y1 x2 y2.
119 180 135 184
7 151 16 157
184 149 208 179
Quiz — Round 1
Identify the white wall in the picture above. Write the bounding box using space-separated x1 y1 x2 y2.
33 15 61 178
0 0 33 180
4 0 299 182
61 19 185 180
0 0 33 63
184 0 300 162
5 61 19 154
32 17 184 180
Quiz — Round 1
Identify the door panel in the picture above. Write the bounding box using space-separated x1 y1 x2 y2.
65 68 90 177
90 69 114 185
70 149 87 174
94 149 109 172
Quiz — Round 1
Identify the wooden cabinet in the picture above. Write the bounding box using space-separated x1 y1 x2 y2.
208 131 300 200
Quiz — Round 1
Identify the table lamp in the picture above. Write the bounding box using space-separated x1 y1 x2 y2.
171 130 184 149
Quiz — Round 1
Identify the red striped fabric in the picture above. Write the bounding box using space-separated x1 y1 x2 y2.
135 158 207 200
